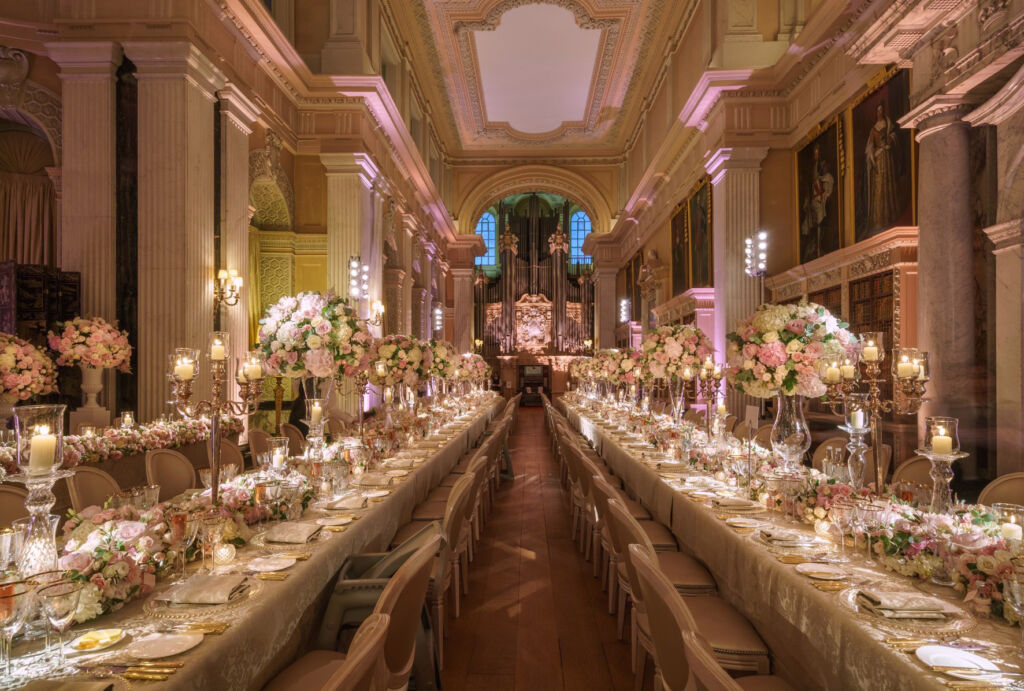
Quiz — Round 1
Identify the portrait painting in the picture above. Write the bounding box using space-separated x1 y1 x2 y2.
796 121 843 265
852 69 914 242
688 179 712 288
670 204 688 297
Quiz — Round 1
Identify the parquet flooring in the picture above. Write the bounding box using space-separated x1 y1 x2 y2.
441 407 633 691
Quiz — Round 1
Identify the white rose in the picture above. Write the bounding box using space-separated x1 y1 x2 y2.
743 359 754 370
762 331 779 343
0 353 15 368
786 339 803 354
338 325 352 341
380 345 397 358
306 335 322 349
976 555 997 576
408 348 422 362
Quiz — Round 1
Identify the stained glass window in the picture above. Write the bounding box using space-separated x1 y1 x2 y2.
570 211 592 265
474 212 497 267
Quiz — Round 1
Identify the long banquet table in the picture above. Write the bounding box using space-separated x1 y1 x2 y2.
556 397 1023 691
32 394 503 691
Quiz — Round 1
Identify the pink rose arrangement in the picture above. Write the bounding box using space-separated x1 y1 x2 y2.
368 335 432 387
0 332 57 400
638 324 713 382
602 348 643 386
60 504 167 622
258 291 373 379
427 340 459 381
726 301 855 398
47 316 132 372
457 352 490 383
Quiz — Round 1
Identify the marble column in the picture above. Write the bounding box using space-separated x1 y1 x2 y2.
217 84 260 403
984 221 1023 474
399 213 417 335
436 260 449 342
451 267 475 353
123 41 224 421
382 268 406 335
593 265 617 349
907 103 980 472
47 41 120 322
321 152 377 414
320 152 378 297
706 147 767 413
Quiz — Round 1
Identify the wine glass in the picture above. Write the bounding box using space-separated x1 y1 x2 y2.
169 511 199 581
200 516 224 575
0 525 25 578
36 581 83 668
0 581 31 675
23 570 66 653
855 503 884 563
1002 570 1024 652
199 469 213 489
829 501 853 556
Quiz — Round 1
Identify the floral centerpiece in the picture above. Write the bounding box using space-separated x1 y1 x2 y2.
0 332 57 401
368 335 432 387
639 324 713 383
60 504 168 623
47 316 132 372
604 349 643 387
726 301 855 399
258 291 372 379
428 340 458 382
459 353 490 383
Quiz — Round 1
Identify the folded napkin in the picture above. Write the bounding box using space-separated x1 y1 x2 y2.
760 527 816 544
327 494 367 511
357 473 393 488
856 590 951 619
22 682 114 691
264 522 321 544
158 573 248 605
381 458 414 470
713 497 759 509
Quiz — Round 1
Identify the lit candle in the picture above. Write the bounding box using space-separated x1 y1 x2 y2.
236 365 247 384
122 412 134 428
712 367 722 379
1001 519 1023 541
896 356 915 379
703 357 713 371
29 425 56 474
376 362 387 378
682 367 692 382
931 426 953 455
384 388 393 405
717 403 727 416
840 360 856 380
310 402 322 426
824 364 841 384
272 449 286 469
699 369 708 381
175 358 195 380
848 410 865 429
81 426 95 438
210 340 226 360
862 341 879 362
245 362 263 381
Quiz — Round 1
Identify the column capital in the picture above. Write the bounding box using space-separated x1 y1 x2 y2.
704 146 768 183
45 41 122 77
446 234 485 268
450 266 476 279
983 220 1024 254
900 94 979 137
319 152 379 188
218 83 260 136
122 41 225 98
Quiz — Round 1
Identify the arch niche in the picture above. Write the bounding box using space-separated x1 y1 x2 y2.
457 165 611 236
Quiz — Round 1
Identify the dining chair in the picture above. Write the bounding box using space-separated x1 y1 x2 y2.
731 421 750 442
627 543 772 677
979 472 1024 505
280 422 306 456
145 449 196 501
683 630 794 691
862 443 892 487
327 418 346 440
248 428 272 459
683 409 702 424
721 414 738 434
0 485 28 527
66 466 121 512
218 439 246 475
890 456 933 486
754 425 772 449
264 613 390 691
811 437 848 471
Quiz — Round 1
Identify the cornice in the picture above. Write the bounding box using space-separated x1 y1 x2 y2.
966 60 1024 125
899 94 979 133
983 220 1023 252
218 82 261 135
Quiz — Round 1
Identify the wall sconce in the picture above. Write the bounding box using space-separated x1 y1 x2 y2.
474 338 483 353
349 256 369 299
619 298 631 324
367 299 385 327
744 231 768 277
214 268 243 312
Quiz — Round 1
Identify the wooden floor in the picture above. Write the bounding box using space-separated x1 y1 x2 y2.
441 407 633 691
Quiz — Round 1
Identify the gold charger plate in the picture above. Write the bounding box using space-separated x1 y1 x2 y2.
836 587 977 637
143 578 263 620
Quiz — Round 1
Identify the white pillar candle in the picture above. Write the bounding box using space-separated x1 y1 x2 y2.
931 428 953 455
717 403 727 416
210 341 226 360
840 363 856 380
825 366 841 384
1000 521 1023 541
896 358 915 378
236 366 247 383
272 449 285 469
682 367 692 381
245 363 263 381
862 343 879 362
310 402 322 426
175 360 195 380
29 425 56 473
848 410 865 429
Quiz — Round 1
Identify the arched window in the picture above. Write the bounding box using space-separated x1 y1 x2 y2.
474 212 497 267
570 210 592 265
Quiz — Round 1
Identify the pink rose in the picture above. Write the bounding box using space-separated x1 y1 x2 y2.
115 521 146 541
758 341 788 368
742 343 760 359
58 551 92 572
786 319 807 334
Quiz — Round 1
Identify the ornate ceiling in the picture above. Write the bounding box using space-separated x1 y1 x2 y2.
397 0 675 157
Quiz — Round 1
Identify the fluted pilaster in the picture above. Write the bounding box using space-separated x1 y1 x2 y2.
321 152 378 297
383 267 406 335
706 147 767 413
125 41 225 422
451 267 475 353
593 266 617 349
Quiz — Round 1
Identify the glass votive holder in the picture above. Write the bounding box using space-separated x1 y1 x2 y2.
120 411 135 428
923 416 960 456
843 393 871 432
172 348 199 382
859 332 885 363
306 399 325 429
269 437 289 470
893 348 920 380
78 425 96 438
13 404 67 476
144 484 161 508
819 359 842 385
208 332 229 362
244 350 264 382
991 503 1024 544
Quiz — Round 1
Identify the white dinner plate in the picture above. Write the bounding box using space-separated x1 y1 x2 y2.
316 515 353 527
794 562 848 581
248 556 296 572
386 469 409 478
725 517 763 529
123 633 204 659
67 628 127 653
915 645 1000 681
363 489 390 499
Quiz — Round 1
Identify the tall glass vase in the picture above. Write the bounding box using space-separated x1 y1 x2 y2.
770 394 811 472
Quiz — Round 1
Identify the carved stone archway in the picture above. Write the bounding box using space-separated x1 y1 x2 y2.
248 130 293 231
0 47 62 165
457 164 613 235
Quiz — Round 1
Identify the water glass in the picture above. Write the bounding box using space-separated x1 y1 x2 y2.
200 516 225 574
199 469 213 489
36 580 83 668
143 484 161 508
0 581 31 675
0 526 26 577
169 511 199 580
829 501 853 555
1002 571 1024 651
